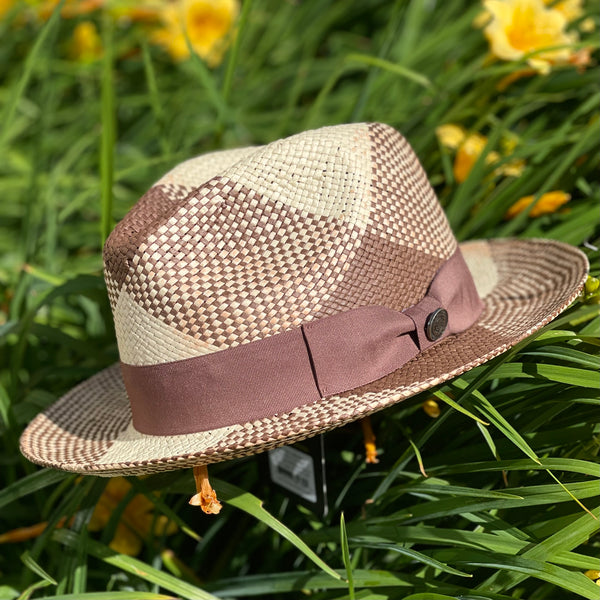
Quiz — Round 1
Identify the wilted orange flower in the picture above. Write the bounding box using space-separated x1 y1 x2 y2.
189 465 222 514
505 190 571 218
483 0 577 74
89 477 178 555
152 0 239 66
68 21 102 62
360 416 379 464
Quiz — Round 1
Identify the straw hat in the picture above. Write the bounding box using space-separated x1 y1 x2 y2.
20 123 588 476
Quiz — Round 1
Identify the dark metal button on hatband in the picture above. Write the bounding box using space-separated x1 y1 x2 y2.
425 308 448 342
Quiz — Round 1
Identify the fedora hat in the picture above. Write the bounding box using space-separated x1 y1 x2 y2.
20 123 588 476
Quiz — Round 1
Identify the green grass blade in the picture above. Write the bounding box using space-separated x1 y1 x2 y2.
432 389 489 425
355 542 473 578
52 530 220 600
428 458 600 478
451 380 542 464
0 469 69 510
221 0 253 104
185 40 230 128
401 595 459 600
17 580 54 600
213 478 341 580
100 14 115 245
432 549 600 600
206 569 420 596
345 54 432 89
0 1 63 148
488 362 599 388
479 507 600 594
340 513 355 599
141 40 170 156
39 594 176 600
20 551 57 585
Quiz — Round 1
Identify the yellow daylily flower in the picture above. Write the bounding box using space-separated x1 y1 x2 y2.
88 478 178 556
505 190 571 218
436 124 467 150
422 399 441 418
584 569 600 584
453 132 500 183
495 157 526 177
483 0 577 74
579 17 596 32
437 125 526 183
543 0 583 22
0 477 176 556
152 0 239 66
68 21 103 63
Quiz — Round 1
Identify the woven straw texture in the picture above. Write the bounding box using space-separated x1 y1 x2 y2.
20 123 589 475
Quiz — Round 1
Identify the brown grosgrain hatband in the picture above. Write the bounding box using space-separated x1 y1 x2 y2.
121 247 483 436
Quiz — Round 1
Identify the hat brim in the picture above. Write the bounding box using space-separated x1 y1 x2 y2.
20 238 588 476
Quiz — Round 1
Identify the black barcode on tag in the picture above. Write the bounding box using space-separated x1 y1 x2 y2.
268 446 317 503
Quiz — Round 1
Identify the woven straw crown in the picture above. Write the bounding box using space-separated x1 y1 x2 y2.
19 121 589 476
104 123 457 367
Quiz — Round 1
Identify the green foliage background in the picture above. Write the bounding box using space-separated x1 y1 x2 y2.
0 1 599 599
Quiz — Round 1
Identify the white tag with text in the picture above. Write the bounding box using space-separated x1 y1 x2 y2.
268 446 317 503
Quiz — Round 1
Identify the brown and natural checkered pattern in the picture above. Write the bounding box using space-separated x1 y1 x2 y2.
19 124 589 475
104 123 456 366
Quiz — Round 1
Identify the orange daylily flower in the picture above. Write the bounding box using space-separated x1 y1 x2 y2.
505 190 571 219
